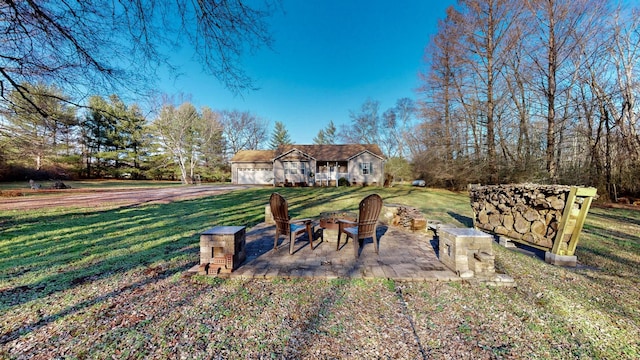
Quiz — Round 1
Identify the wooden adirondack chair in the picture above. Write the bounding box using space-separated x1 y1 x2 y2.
269 192 315 255
336 193 383 258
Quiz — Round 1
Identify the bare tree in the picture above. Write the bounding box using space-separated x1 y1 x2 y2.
0 0 275 115
380 98 416 158
573 4 640 197
381 108 399 157
606 6 640 160
417 0 640 193
153 102 197 184
502 20 539 175
340 98 381 145
523 0 605 182
417 6 472 186
393 98 417 158
456 0 519 182
418 8 459 165
219 110 268 156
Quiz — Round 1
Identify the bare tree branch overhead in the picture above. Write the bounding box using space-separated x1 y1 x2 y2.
0 0 275 113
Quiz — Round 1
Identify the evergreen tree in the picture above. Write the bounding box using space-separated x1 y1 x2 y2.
269 121 291 149
324 120 337 144
81 96 115 177
313 120 337 144
4 83 76 171
313 129 326 144
117 102 149 179
80 95 148 178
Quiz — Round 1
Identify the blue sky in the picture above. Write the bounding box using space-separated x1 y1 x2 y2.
157 0 455 145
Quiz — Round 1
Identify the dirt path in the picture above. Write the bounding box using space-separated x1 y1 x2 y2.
0 185 251 211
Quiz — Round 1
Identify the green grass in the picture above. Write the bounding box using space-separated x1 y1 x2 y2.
0 185 639 359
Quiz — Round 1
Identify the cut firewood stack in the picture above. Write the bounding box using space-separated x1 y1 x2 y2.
469 183 597 259
391 205 427 231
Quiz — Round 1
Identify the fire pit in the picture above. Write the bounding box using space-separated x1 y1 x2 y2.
319 211 357 242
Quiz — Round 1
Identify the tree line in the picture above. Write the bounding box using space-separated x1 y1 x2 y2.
416 0 640 199
0 84 276 183
3 0 637 196
0 85 418 184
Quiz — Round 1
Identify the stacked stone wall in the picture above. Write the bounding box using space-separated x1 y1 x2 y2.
469 184 575 249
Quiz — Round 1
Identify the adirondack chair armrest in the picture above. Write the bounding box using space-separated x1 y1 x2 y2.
336 219 357 226
290 218 313 224
336 219 357 231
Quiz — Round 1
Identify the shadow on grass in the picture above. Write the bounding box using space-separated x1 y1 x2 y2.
446 211 473 227
0 190 274 308
277 279 352 356
0 261 196 345
0 189 282 344
182 277 356 357
590 206 640 227
576 235 640 277
0 186 450 347
0 187 362 310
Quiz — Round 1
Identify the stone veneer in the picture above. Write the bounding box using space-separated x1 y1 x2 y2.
438 227 495 279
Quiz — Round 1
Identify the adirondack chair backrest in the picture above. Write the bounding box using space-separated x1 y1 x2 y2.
270 192 291 235
356 194 383 240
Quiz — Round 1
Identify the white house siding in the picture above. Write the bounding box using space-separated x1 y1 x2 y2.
230 145 385 187
348 152 384 185
273 150 314 186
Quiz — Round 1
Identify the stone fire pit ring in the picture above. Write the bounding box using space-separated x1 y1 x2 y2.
319 211 357 242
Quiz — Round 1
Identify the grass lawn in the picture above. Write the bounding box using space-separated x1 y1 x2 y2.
0 179 186 192
0 186 639 359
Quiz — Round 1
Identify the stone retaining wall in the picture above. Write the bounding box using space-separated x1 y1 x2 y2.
469 184 574 250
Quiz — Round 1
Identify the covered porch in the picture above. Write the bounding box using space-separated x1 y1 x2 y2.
313 161 348 186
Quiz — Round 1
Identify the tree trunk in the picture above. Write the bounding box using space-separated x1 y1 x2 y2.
546 12 558 183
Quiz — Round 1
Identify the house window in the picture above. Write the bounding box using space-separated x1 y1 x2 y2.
284 162 298 174
360 162 372 175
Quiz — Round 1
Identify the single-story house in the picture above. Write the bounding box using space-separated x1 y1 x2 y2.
230 144 385 186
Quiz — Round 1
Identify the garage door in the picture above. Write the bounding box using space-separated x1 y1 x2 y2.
237 168 273 185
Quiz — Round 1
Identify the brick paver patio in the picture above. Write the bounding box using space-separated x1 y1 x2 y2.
201 223 460 281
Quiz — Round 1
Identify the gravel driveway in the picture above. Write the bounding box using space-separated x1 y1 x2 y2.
0 185 251 211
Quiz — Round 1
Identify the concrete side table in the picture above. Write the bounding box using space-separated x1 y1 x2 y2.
199 226 246 275
438 227 494 278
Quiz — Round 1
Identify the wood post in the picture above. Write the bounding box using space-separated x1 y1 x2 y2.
551 186 597 256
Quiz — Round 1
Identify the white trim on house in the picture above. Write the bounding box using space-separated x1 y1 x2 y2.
273 147 317 162
230 144 385 186
347 149 385 161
